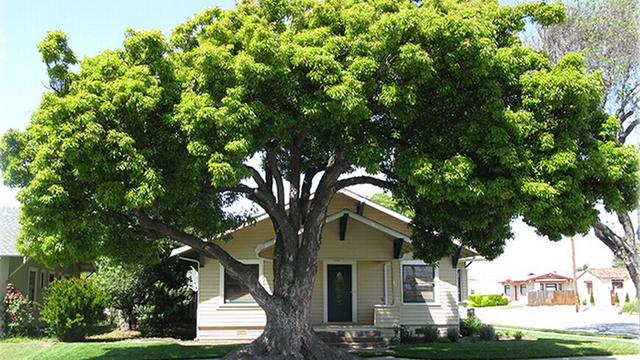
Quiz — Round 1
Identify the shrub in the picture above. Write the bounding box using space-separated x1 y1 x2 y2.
460 314 482 337
40 278 108 341
620 299 638 314
468 294 508 307
514 331 523 340
581 299 587 306
478 324 496 341
614 292 620 304
95 252 195 338
1 282 38 337
421 326 439 343
393 324 418 344
625 293 630 303
446 327 459 342
590 292 595 305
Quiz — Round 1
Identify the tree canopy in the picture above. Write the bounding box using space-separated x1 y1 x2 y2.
1 0 638 268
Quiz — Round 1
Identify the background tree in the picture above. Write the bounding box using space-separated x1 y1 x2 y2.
369 192 414 218
1 0 638 358
536 0 640 300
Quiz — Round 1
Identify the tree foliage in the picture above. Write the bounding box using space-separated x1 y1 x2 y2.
536 0 640 297
369 192 414 218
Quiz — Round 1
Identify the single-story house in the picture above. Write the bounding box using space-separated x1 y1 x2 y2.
172 189 478 342
577 267 636 306
500 272 574 303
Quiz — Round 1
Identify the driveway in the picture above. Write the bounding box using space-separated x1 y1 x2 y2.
474 305 640 336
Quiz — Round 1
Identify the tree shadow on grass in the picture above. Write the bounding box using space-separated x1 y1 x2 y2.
90 343 241 360
393 337 637 360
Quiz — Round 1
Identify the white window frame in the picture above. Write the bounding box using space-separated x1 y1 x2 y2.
27 267 38 301
219 259 264 306
401 260 439 305
322 260 358 323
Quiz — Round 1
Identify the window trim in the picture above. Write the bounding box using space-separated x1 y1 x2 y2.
504 284 512 296
401 260 439 305
219 259 264 306
27 267 38 301
520 284 527 296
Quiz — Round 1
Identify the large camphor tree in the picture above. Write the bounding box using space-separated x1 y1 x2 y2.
1 0 638 358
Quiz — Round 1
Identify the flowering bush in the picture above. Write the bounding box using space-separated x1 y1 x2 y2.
2 282 38 336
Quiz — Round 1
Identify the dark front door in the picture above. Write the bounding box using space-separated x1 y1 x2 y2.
327 264 352 322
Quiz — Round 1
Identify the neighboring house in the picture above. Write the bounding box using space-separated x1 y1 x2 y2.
500 272 574 304
577 267 636 306
0 207 64 305
172 189 478 342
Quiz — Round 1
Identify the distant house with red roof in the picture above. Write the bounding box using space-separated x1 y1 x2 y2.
577 267 636 307
499 272 574 303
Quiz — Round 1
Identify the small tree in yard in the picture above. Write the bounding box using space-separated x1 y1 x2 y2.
1 1 638 358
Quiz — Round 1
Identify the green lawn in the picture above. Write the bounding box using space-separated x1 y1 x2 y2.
1 330 638 360
0 340 240 360
392 330 640 359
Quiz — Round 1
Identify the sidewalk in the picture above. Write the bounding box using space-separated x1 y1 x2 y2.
369 356 640 360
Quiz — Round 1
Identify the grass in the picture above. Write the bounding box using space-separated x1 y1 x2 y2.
1 329 638 360
391 329 640 359
0 340 240 360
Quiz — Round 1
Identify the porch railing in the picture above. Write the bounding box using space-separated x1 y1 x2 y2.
373 304 399 328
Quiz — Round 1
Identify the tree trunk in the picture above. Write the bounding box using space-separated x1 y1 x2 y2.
223 298 353 360
593 218 640 309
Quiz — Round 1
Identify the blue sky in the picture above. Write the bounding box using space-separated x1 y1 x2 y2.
0 0 615 285
0 0 235 135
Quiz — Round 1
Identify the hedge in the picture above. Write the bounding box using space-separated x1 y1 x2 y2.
468 294 509 307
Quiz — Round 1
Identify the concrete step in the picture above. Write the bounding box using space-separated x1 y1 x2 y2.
316 329 387 350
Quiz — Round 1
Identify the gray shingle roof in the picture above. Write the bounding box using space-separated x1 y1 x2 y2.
0 207 21 256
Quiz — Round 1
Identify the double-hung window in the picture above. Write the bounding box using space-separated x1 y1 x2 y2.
222 262 260 304
402 262 436 304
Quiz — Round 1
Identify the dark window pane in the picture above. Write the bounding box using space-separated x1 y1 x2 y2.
28 270 36 301
224 264 259 304
402 264 435 303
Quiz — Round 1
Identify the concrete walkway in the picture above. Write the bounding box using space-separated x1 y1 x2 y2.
475 305 640 336
368 357 640 360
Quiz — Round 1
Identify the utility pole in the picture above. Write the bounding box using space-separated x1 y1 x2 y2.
571 236 580 313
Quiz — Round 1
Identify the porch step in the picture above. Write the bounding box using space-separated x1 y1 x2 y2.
316 329 387 350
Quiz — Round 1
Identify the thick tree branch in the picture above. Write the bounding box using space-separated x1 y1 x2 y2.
135 210 272 306
336 175 392 190
592 221 625 255
300 166 321 225
619 117 639 143
266 147 285 207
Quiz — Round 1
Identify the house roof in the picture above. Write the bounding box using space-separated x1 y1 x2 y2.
171 189 480 258
500 272 573 284
579 267 629 280
0 207 21 256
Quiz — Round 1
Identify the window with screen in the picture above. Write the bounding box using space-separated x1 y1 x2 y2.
402 264 435 303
